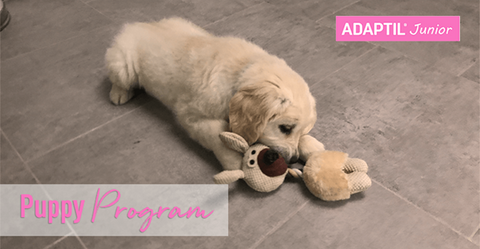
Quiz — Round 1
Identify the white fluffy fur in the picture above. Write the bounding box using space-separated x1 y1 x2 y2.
106 17 318 170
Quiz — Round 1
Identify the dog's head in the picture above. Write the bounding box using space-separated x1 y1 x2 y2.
229 61 317 163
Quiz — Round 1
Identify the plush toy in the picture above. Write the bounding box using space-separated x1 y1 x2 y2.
213 132 289 192
214 132 372 201
288 151 371 201
290 135 371 201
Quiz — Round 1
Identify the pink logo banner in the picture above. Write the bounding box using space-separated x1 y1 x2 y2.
336 16 460 41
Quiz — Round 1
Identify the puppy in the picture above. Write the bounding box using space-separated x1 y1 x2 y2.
106 17 318 170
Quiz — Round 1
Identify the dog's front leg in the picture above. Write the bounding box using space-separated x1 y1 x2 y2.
178 117 243 171
298 134 325 162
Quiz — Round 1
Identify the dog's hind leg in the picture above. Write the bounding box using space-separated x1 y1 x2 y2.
105 47 137 105
110 84 134 105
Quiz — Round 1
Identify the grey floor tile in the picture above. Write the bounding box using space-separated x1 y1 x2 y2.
265 0 359 21
1 0 111 61
431 48 479 77
1 24 149 162
316 0 479 76
205 2 375 84
256 183 478 249
461 60 479 82
309 46 479 238
1 133 37 184
27 101 220 184
85 0 250 27
0 236 75 249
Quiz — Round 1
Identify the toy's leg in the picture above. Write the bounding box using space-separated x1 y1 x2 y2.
298 134 325 162
178 117 243 170
344 158 368 173
347 172 372 194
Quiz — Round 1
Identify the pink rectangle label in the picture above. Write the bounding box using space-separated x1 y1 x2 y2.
336 16 460 41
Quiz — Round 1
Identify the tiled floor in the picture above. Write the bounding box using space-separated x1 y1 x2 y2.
1 0 479 248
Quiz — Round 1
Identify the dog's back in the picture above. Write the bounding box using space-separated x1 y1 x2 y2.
105 17 268 114
105 17 210 92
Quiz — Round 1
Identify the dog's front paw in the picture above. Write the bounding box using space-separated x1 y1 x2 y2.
110 84 134 105
299 135 325 162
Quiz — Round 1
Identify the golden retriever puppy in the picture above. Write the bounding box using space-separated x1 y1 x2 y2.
106 17 319 170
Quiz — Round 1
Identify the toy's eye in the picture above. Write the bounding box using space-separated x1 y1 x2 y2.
249 160 255 165
279 125 295 135
251 150 256 155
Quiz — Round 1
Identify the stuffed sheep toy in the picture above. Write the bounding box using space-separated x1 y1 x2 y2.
213 132 289 192
214 132 372 201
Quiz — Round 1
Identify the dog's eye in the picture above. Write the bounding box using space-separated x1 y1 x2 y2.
279 125 294 135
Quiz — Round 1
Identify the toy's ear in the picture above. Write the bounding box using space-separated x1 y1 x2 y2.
213 170 245 184
343 158 368 173
219 132 249 153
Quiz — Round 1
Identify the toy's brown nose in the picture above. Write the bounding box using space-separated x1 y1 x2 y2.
258 149 288 177
263 149 279 165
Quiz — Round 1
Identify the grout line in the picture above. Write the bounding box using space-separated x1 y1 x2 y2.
249 200 310 249
2 131 87 248
42 232 76 249
74 232 89 249
371 178 476 245
204 1 267 29
42 233 71 249
456 60 478 77
1 130 42 185
25 104 148 164
34 186 88 249
77 0 114 23
315 0 361 24
55 219 89 249
1 130 26 163
468 223 480 242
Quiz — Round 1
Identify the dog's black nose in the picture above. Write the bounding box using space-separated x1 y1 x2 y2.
263 149 279 165
289 155 299 164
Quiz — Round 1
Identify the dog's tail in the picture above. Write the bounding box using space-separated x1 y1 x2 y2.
105 44 138 90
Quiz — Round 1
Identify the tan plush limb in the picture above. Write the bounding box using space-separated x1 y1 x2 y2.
298 135 325 162
213 170 245 184
343 158 368 173
347 172 372 194
303 151 351 201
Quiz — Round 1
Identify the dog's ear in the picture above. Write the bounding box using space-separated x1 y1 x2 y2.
229 81 290 145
